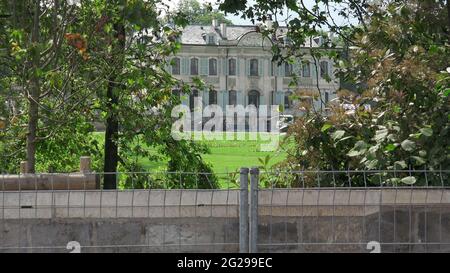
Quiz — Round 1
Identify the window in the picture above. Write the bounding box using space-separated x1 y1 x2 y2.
284 36 292 46
284 62 293 77
302 63 310 77
208 58 217 76
229 90 237 106
209 90 217 105
171 58 180 75
207 34 216 45
284 91 293 109
228 58 236 76
248 90 260 108
250 59 258 76
320 61 329 78
190 58 198 75
324 91 329 104
189 89 199 112
172 89 180 98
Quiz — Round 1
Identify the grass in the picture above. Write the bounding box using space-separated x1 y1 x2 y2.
94 132 287 186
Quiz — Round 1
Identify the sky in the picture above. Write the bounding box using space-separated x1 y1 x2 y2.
164 0 358 28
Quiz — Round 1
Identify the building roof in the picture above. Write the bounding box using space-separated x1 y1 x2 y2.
180 24 321 48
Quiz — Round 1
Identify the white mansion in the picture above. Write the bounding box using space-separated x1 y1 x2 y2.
168 20 340 117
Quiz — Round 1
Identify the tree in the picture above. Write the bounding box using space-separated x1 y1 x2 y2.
219 0 449 186
0 0 97 173
0 0 218 188
178 0 232 25
52 0 217 188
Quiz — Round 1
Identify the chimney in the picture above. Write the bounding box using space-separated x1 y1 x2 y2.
220 23 227 39
266 20 273 30
212 19 218 28
264 15 273 30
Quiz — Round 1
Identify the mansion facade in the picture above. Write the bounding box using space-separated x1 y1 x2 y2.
168 21 340 117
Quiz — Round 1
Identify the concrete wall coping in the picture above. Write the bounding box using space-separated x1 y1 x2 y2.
1 188 449 219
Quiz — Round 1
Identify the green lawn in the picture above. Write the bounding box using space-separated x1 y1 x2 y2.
96 131 287 175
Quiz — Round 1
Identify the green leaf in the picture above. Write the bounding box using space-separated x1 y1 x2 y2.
411 156 425 165
394 160 407 169
444 88 450 97
419 128 433 137
331 130 345 141
401 139 416 152
335 136 354 144
347 150 362 157
374 129 389 142
386 178 401 185
365 159 379 170
354 140 368 151
264 154 270 165
385 143 397 152
321 123 332 132
401 176 416 185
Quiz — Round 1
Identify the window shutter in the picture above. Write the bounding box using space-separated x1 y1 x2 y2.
276 91 284 105
180 58 186 75
328 61 333 79
218 58 222 75
258 59 263 76
260 94 266 106
311 63 317 79
236 58 240 76
224 59 228 75
237 90 244 106
245 59 250 76
181 92 189 106
186 58 190 75
278 65 283 77
224 90 229 110
203 90 209 107
217 90 224 109
293 59 301 77
200 58 208 75
223 58 227 76
164 58 170 73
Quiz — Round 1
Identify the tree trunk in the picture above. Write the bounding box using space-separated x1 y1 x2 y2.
103 3 125 189
26 0 40 173
447 0 450 40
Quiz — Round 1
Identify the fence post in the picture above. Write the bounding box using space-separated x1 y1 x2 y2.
239 167 249 253
80 156 91 173
20 161 28 174
249 167 259 253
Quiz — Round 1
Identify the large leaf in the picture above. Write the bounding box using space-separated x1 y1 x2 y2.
386 178 401 185
374 129 389 142
354 140 368 151
401 176 417 185
401 139 416 152
331 130 345 141
385 143 397 152
365 159 379 170
321 123 332 132
347 150 363 157
411 156 425 165
419 128 433 137
394 160 407 169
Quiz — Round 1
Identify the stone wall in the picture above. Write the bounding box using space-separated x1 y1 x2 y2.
1 188 449 253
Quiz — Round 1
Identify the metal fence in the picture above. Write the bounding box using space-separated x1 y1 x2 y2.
0 168 449 253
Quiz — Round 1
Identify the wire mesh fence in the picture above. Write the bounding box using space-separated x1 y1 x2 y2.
0 169 449 253
256 169 450 253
